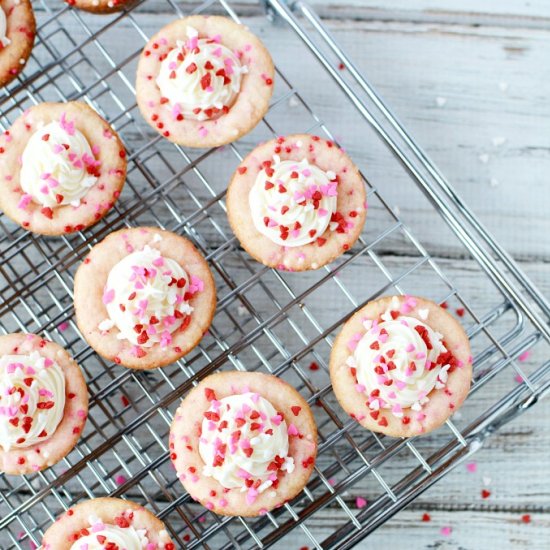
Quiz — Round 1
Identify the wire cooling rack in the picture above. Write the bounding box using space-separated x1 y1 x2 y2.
1 0 550 548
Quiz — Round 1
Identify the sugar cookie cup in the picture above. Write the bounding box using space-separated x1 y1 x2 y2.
0 0 36 87
226 134 367 271
330 295 472 437
170 371 318 516
0 101 126 235
0 333 88 475
74 226 216 370
136 15 274 148
40 497 175 549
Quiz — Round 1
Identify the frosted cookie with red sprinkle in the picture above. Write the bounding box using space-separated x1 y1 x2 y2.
0 333 88 475
74 226 216 370
65 0 134 14
0 0 35 87
170 371 317 516
136 15 274 147
226 134 367 270
39 497 174 549
0 101 126 235
330 295 472 437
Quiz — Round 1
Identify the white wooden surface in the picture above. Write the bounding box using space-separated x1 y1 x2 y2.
4 1 547 548
296 1 550 548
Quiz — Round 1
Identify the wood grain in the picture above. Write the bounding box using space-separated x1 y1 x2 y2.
1 1 549 548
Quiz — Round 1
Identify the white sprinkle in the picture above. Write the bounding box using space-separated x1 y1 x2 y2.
362 319 373 331
492 136 507 147
237 305 247 317
92 0 99 4
490 178 499 187
19 58 25 65
417 308 429 320
98 319 115 332
435 97 447 107
107 0 114 6
498 82 509 92
483 476 492 486
152 233 162 243
478 153 490 164
296 140 303 148
288 96 299 108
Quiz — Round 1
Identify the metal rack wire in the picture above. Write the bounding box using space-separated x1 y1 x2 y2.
1 0 549 548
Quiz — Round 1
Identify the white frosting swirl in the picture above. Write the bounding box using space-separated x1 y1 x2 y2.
249 156 338 247
0 6 11 48
69 519 147 550
20 119 99 208
199 392 295 498
102 246 194 348
156 26 246 121
352 311 447 416
0 352 65 452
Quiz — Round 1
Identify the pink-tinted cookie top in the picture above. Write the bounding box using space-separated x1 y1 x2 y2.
330 296 472 437
136 15 274 147
227 134 367 271
0 333 88 475
74 227 216 369
40 497 174 549
0 102 126 235
170 371 318 516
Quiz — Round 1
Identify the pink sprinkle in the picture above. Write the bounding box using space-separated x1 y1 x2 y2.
514 374 524 384
440 526 452 537
355 497 367 509
466 462 477 473
17 194 32 210
115 475 127 485
219 498 228 507
354 384 366 393
287 423 299 436
271 414 282 426
518 351 530 362
91 521 106 532
102 288 115 305
246 487 258 504
328 477 336 486
190 275 205 294
58 321 69 332
405 343 415 353
198 126 208 138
